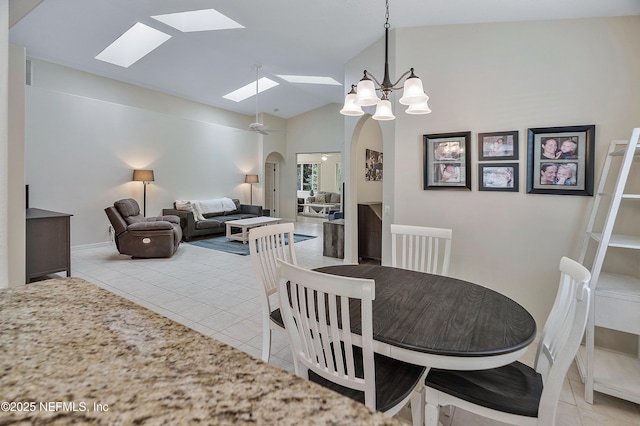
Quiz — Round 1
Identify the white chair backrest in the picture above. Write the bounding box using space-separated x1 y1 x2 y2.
390 224 452 276
249 223 297 300
276 259 377 409
535 256 591 424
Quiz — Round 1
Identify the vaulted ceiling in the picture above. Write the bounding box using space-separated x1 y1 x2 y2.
9 0 640 119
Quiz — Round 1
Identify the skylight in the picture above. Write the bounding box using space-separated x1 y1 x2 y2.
95 23 171 68
277 75 341 86
151 9 244 32
223 77 279 102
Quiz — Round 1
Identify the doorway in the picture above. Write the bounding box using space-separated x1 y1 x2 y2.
264 162 278 217
296 152 342 220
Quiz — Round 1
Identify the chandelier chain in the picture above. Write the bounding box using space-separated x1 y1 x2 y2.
385 0 390 29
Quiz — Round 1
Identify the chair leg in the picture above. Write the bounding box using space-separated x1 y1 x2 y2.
261 326 271 362
410 386 425 426
425 399 440 426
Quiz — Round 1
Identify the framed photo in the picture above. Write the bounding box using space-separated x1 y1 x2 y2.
478 163 519 192
365 148 383 181
478 131 518 161
423 132 471 190
526 125 595 196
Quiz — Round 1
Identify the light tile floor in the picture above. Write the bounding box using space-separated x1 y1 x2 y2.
69 219 640 425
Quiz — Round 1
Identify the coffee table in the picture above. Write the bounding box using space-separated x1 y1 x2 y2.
225 216 282 243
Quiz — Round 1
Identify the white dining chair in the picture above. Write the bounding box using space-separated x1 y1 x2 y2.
390 224 452 276
275 259 426 419
248 222 297 362
422 256 591 426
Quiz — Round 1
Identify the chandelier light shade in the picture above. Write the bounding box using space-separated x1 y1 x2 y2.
340 0 431 121
406 97 431 114
373 97 395 121
339 85 364 116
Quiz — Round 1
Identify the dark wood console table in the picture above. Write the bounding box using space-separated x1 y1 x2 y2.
26 208 72 283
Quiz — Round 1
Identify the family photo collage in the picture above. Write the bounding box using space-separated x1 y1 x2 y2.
423 125 595 196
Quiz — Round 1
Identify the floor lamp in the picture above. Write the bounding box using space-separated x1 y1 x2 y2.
245 174 258 206
132 169 154 216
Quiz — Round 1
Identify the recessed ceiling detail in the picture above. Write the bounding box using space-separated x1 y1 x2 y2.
151 9 244 32
277 75 342 86
223 77 279 102
95 22 171 68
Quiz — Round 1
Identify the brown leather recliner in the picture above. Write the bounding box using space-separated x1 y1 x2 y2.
105 198 182 258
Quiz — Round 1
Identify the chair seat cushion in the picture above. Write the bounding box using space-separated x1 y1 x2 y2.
426 361 542 417
269 308 284 328
308 346 425 413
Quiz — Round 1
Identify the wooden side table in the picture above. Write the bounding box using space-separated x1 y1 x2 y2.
26 208 72 283
323 219 344 259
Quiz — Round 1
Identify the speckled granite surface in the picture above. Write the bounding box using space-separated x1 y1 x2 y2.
0 278 401 425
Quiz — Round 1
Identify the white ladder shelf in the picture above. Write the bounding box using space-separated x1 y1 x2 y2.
575 128 640 404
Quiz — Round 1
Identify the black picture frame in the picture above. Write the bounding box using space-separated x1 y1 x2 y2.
423 132 471 190
526 125 595 196
478 163 519 192
478 131 518 161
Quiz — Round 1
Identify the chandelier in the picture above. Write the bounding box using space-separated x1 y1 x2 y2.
340 0 431 120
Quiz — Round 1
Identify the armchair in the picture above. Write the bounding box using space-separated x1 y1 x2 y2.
105 198 182 258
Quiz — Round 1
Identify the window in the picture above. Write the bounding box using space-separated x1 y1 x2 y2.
297 163 320 191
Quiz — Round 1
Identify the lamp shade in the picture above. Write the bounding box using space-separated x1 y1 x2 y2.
399 76 428 105
405 97 431 115
132 169 154 182
245 174 259 184
372 99 395 121
340 92 364 116
355 78 379 106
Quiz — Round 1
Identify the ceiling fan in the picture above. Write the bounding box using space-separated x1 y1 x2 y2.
248 64 284 136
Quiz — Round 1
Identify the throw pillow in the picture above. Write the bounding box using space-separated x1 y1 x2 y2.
199 199 225 214
191 201 206 221
221 197 237 212
175 200 193 212
315 194 326 203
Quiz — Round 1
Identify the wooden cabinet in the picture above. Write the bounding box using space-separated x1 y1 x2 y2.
26 208 72 283
575 130 640 404
323 219 344 259
358 203 382 262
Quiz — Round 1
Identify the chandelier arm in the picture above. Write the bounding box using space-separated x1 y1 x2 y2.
390 68 415 90
364 71 384 90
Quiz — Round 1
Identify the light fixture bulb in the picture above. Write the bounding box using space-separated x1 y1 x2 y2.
321 154 328 161
355 77 379 106
406 96 431 114
372 99 395 121
340 89 364 116
399 74 428 105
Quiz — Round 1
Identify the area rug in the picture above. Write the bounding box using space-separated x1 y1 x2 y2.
188 233 316 256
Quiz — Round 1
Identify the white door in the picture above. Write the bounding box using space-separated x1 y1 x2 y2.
265 162 278 217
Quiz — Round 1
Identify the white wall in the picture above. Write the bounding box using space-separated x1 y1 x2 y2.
346 16 640 339
25 60 261 247
8 44 25 288
285 103 344 218
0 0 8 289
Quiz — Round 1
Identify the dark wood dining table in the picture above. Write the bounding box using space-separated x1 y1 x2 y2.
314 264 537 370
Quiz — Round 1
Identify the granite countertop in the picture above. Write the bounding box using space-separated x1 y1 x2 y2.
0 278 401 425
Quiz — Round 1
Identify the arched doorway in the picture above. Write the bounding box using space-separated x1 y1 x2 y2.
265 152 285 217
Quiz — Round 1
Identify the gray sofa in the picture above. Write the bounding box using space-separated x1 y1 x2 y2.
163 198 262 241
306 191 341 207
